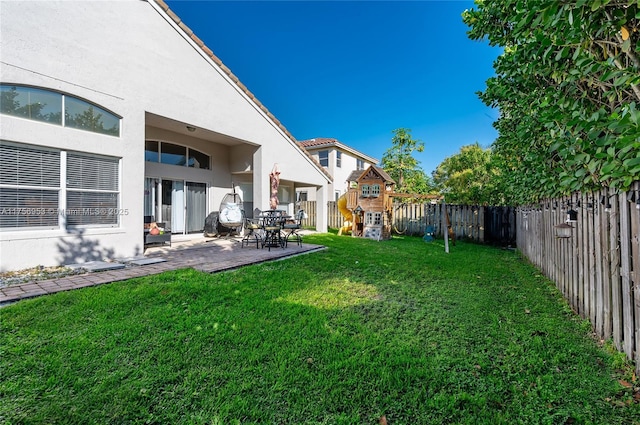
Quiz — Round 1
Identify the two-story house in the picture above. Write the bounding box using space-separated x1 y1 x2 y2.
297 138 378 201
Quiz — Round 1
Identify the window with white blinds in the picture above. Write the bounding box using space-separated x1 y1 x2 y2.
0 142 60 228
0 142 120 229
66 153 119 226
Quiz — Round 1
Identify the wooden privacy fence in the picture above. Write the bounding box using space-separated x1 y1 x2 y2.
516 182 640 372
298 200 516 245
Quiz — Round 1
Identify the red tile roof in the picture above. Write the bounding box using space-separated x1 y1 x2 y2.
298 138 339 148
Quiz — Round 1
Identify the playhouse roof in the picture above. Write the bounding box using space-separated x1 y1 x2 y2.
346 170 363 182
370 166 395 183
350 165 395 184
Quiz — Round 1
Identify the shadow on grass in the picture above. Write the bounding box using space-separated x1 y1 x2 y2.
2 236 638 424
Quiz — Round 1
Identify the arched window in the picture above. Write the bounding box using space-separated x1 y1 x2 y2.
0 84 120 137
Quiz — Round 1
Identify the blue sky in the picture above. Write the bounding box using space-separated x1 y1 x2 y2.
166 0 501 175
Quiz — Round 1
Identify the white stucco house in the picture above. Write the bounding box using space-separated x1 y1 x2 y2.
296 138 378 201
0 0 331 272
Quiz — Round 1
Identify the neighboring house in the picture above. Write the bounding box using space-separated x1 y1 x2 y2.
297 138 378 201
0 0 331 272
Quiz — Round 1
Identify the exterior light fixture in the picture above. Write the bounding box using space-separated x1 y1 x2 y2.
186 125 196 132
629 191 640 209
566 209 578 223
554 222 573 238
601 195 611 212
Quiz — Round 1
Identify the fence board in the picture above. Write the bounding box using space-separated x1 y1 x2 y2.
582 193 590 319
589 197 597 327
619 191 634 360
633 182 640 368
595 190 604 336
611 193 623 351
601 189 612 340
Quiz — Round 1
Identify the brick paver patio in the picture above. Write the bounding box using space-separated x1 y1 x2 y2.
0 236 325 305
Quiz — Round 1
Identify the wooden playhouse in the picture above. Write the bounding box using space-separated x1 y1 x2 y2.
345 165 396 240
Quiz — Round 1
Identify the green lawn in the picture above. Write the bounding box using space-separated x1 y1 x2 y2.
1 234 639 424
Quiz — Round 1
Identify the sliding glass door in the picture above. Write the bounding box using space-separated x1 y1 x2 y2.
145 178 205 235
186 182 206 233
167 180 185 233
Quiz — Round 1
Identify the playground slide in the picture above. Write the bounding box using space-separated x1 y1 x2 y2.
337 194 352 235
337 194 352 222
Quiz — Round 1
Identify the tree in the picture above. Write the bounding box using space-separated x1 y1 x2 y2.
433 143 501 205
381 128 433 194
464 1 640 204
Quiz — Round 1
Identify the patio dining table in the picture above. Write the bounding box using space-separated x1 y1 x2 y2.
258 209 290 250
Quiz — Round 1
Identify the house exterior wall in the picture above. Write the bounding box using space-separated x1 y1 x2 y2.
297 147 376 202
0 0 328 271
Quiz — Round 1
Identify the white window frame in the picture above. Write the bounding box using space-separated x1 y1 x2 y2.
66 152 120 228
145 140 211 170
0 141 121 230
318 150 329 167
0 142 61 230
365 212 373 225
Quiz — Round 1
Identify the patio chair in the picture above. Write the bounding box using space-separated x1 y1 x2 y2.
241 211 263 249
283 209 305 247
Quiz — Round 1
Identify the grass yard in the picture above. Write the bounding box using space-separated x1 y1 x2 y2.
1 234 639 424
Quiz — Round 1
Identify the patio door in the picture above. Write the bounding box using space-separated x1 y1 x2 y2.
160 179 206 235
186 182 206 233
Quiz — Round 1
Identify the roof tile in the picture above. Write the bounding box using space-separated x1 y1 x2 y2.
178 21 193 37
191 33 205 48
155 0 170 12
298 138 338 148
165 8 181 24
